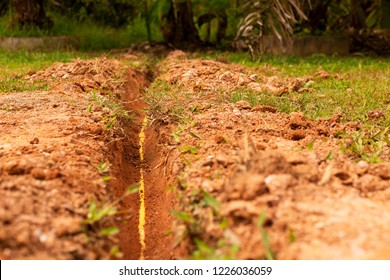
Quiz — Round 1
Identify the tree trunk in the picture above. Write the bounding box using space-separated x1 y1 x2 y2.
160 0 200 48
0 0 8 16
172 0 200 47
10 0 52 29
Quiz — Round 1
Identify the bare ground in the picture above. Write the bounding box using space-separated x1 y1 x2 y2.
1 51 389 260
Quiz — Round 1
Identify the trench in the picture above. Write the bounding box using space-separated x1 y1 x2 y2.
108 68 175 260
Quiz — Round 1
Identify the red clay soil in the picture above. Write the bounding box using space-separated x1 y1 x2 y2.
1 52 390 260
0 77 116 259
0 57 173 259
153 51 390 260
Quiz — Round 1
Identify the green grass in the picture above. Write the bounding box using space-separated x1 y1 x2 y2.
0 14 163 51
0 51 87 93
198 52 390 128
0 51 85 75
88 92 133 130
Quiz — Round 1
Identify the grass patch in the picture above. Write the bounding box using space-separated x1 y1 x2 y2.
145 80 194 123
199 52 390 128
0 14 163 51
340 127 390 164
0 51 86 93
0 77 48 93
0 51 86 76
88 92 133 131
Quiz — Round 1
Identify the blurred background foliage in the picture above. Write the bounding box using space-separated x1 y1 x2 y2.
0 0 389 52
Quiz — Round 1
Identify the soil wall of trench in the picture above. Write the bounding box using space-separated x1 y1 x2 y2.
107 68 175 259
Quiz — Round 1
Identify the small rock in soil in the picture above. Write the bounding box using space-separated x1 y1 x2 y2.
30 137 40 144
265 174 296 193
53 216 83 236
3 159 33 175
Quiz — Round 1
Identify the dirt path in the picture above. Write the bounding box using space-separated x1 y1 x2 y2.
1 52 389 260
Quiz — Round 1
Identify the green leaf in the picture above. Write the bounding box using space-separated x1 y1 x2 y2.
289 228 296 243
110 245 122 258
94 206 116 222
256 211 274 260
194 238 212 254
88 200 96 219
219 218 228 229
306 140 315 151
189 131 203 139
148 0 172 23
171 210 191 222
101 226 119 236
172 132 181 142
366 10 379 28
202 191 220 210
127 185 140 194
102 175 112 182
181 145 199 154
325 151 333 161
256 211 267 228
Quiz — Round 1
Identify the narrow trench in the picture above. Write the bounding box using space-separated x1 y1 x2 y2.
108 68 175 260
138 116 147 259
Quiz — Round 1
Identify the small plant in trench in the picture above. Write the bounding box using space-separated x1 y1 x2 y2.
256 211 275 260
85 198 118 236
84 186 139 247
191 238 239 260
96 161 110 174
173 186 239 260
172 125 185 143
95 161 111 182
88 91 132 130
181 145 200 155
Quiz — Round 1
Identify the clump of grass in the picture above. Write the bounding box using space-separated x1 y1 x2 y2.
0 51 78 93
191 238 239 260
0 77 48 93
256 211 275 260
172 188 238 260
88 92 132 130
340 127 389 164
84 185 139 257
0 51 84 78
95 161 112 182
230 89 300 113
145 80 193 124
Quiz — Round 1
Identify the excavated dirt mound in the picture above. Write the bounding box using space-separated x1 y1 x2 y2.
1 52 389 260
0 87 116 259
27 57 125 95
160 50 336 96
154 53 390 260
0 58 152 259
